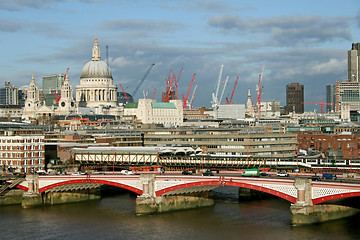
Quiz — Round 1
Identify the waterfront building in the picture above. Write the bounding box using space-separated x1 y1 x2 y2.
296 130 360 160
0 123 45 173
348 43 360 81
141 127 297 158
75 36 118 111
285 83 304 114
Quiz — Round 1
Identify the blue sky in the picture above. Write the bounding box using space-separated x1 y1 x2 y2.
1 0 359 111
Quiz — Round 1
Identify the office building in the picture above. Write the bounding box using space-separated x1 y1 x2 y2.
0 82 18 105
285 83 304 114
326 84 336 113
348 43 360 81
42 74 65 106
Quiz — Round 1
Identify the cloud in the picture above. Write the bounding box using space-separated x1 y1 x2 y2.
0 19 23 32
99 19 181 32
111 57 133 68
0 0 62 11
208 15 352 46
0 0 106 11
311 58 347 75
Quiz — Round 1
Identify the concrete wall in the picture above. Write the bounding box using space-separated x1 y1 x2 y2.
136 194 214 215
0 189 24 206
291 204 360 225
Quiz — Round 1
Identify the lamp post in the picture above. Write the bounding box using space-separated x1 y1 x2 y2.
350 146 353 181
296 147 299 175
71 150 75 173
112 149 115 175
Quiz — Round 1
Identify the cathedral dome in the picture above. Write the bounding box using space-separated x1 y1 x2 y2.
81 60 112 78
80 35 112 79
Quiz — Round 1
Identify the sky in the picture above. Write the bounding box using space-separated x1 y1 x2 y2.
1 0 359 111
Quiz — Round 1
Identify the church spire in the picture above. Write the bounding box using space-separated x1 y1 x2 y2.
92 35 101 61
31 74 35 83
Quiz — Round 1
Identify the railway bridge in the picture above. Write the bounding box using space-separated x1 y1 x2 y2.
17 174 360 224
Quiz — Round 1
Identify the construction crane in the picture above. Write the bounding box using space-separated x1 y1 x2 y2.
55 67 69 104
190 85 197 109
152 88 156 100
181 73 196 109
302 99 333 114
119 83 129 103
212 64 224 108
175 67 183 100
132 63 155 98
256 67 264 118
219 76 229 105
162 74 176 102
226 76 239 104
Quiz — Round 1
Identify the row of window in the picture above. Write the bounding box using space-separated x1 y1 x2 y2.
1 159 44 166
0 145 43 150
0 138 43 143
1 152 43 158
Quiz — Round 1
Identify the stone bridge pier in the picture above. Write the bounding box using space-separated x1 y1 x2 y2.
135 174 214 215
291 178 359 225
22 175 42 208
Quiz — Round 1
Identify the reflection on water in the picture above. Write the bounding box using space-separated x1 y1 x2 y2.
0 186 359 240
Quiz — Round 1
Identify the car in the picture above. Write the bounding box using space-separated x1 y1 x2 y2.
202 170 214 176
182 170 192 175
120 170 135 175
277 172 289 177
72 171 87 175
322 173 337 180
311 176 321 181
36 170 46 175
13 172 26 178
260 172 270 177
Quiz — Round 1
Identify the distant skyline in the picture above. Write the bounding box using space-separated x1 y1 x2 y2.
0 0 359 111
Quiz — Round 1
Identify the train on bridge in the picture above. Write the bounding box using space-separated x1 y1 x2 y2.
72 147 360 173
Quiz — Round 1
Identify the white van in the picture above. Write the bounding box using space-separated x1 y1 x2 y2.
120 170 135 175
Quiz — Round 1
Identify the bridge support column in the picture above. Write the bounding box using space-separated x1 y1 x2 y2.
22 175 42 208
135 174 214 215
290 178 359 225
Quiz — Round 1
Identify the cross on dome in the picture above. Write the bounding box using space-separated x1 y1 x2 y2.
92 34 101 61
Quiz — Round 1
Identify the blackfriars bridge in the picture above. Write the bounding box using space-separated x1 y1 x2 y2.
16 174 360 225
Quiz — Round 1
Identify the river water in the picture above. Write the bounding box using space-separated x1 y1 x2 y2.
1 186 359 240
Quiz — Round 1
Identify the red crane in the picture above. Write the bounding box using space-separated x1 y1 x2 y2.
175 67 183 100
55 67 69 104
119 83 129 103
162 74 176 102
181 73 196 109
302 99 334 114
256 74 263 118
226 76 239 104
152 88 156 100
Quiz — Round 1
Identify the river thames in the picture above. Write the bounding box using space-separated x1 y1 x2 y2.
1 186 359 240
